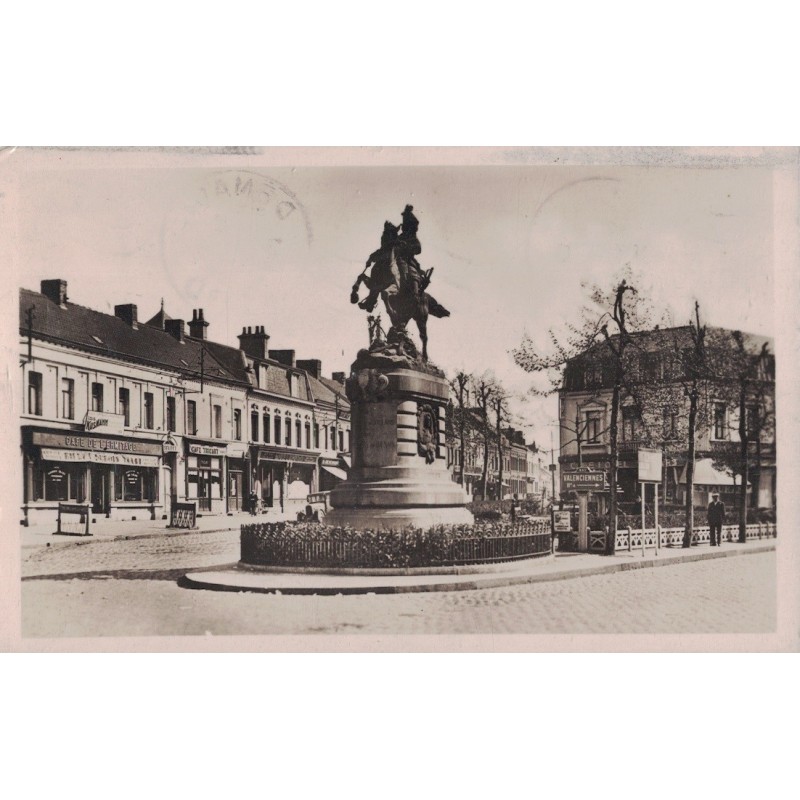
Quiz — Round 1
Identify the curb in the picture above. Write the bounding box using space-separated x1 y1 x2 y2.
182 541 776 596
21 525 241 550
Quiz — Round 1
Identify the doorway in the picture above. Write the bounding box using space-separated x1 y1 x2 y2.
90 468 106 515
229 471 243 512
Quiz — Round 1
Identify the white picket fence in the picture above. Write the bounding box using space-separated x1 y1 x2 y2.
587 522 777 553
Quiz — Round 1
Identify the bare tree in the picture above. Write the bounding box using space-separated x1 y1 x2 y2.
513 266 653 553
449 371 471 487
710 333 774 542
491 385 512 500
471 374 495 500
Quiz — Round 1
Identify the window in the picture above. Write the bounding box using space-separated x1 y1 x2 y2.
289 373 299 397
187 400 197 435
34 463 85 502
263 412 270 443
583 362 603 389
346 429 351 452
746 405 759 437
144 392 154 429
662 407 677 440
213 404 222 438
314 423 320 449
251 410 259 441
272 414 281 444
338 430 344 452
91 382 104 412
584 410 602 444
28 371 43 416
61 377 74 419
305 422 311 449
285 416 292 446
167 396 176 432
713 402 727 440
233 409 242 440
640 353 661 382
114 466 158 502
330 426 336 450
119 388 130 426
621 406 640 442
295 419 301 448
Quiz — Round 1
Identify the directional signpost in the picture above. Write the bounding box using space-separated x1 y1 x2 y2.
560 470 607 551
638 448 663 555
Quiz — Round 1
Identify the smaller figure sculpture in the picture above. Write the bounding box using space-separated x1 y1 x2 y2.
367 314 384 346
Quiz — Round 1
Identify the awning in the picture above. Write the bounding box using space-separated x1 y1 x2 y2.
322 464 348 481
341 455 352 468
678 458 746 486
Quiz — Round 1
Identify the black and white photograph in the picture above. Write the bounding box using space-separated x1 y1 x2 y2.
4 146 796 649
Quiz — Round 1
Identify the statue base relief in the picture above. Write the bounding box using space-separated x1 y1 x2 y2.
326 358 473 530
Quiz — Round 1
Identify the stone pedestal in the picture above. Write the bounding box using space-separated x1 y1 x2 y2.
326 364 473 529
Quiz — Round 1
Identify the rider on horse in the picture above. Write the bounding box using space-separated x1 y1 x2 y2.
350 206 448 361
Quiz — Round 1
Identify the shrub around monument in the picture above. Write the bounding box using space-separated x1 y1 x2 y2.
240 520 552 569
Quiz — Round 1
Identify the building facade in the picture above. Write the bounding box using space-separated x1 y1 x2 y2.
557 325 776 516
20 280 350 526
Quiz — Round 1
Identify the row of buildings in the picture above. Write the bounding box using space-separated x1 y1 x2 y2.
20 279 352 526
445 415 555 508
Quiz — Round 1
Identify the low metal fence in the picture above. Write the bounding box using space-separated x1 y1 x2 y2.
241 520 553 569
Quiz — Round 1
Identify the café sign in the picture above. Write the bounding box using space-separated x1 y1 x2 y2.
84 411 125 435
41 448 160 467
188 443 227 456
162 434 179 454
31 430 162 456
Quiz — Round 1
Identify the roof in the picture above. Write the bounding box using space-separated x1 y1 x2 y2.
563 324 774 391
144 303 172 329
20 288 263 390
317 376 349 407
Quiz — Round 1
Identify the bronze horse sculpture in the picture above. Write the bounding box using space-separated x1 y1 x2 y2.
350 211 449 362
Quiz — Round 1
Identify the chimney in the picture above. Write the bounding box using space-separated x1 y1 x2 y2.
269 349 296 368
114 304 138 329
165 319 186 343
188 308 209 340
41 279 68 308
297 359 322 379
238 325 270 359
331 371 346 385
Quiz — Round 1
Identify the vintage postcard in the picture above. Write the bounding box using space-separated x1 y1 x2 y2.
1 146 797 651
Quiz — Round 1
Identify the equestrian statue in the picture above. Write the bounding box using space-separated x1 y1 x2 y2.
350 205 449 362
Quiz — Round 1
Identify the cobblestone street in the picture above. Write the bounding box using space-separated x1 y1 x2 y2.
20 530 776 638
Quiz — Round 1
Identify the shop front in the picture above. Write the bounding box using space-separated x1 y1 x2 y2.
22 427 164 525
226 448 249 513
184 439 228 515
251 445 318 515
318 456 348 492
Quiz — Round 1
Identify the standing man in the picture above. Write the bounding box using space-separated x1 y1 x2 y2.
707 492 725 546
510 494 519 524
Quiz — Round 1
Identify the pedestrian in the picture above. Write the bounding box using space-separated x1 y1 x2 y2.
707 492 725 546
510 494 519 523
